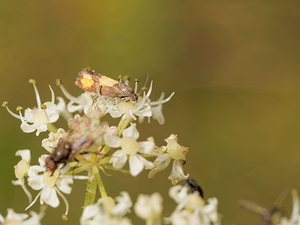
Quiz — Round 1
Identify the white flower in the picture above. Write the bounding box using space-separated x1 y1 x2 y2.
134 193 163 222
41 128 65 152
169 185 220 225
170 210 202 225
0 209 42 225
112 192 133 217
148 134 189 184
3 80 60 136
57 81 107 117
26 155 74 216
105 123 154 176
80 192 133 225
12 150 32 202
106 82 174 124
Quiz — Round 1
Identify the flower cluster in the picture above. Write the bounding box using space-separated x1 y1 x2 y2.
4 70 216 225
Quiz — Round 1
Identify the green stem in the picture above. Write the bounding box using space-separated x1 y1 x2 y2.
84 169 97 207
117 117 132 136
93 166 107 198
47 123 57 133
100 145 111 155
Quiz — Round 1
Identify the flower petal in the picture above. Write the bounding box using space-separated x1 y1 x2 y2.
40 187 59 207
15 149 31 162
168 160 189 185
110 150 128 169
122 123 139 140
104 134 121 148
138 137 155 155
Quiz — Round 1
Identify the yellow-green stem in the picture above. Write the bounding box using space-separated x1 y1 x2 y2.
93 166 107 198
117 117 132 136
84 169 97 207
47 123 57 133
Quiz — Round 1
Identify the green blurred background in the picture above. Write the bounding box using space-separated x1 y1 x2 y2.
1 1 300 224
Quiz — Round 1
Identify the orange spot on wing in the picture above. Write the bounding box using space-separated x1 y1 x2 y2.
80 74 94 88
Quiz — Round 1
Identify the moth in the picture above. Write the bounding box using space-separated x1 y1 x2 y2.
46 115 107 172
75 68 138 102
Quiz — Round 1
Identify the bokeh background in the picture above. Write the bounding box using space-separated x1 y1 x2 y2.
1 1 300 224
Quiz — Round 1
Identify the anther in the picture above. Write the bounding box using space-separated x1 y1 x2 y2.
56 79 62 87
2 101 8 107
62 214 69 222
134 78 139 83
29 79 36 84
16 106 23 111
41 104 47 110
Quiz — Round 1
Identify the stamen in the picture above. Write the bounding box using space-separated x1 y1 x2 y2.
3 102 21 119
123 75 130 85
118 75 122 83
134 79 139 94
12 179 32 203
56 187 69 216
56 79 62 87
58 81 80 103
151 92 175 106
16 106 23 111
2 101 8 107
49 85 55 104
41 104 47 110
29 79 42 110
135 81 153 112
25 191 42 210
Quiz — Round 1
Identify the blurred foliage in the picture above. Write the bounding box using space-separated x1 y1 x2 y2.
1 1 300 224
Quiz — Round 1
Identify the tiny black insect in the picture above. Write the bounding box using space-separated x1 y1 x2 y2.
184 178 204 198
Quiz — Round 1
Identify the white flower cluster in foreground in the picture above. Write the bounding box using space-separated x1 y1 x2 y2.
4 71 298 225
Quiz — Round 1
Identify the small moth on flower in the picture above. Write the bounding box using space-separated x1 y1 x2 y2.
75 69 138 102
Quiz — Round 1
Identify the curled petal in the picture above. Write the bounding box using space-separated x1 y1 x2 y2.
168 160 189 185
104 134 121 148
148 153 171 178
20 121 37 134
16 149 31 162
56 177 73 194
122 123 139 140
110 150 128 169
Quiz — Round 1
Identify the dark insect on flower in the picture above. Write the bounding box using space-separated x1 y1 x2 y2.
184 178 204 198
238 190 289 225
46 115 107 172
75 68 138 102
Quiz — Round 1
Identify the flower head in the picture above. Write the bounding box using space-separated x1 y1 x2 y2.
148 134 189 184
0 209 42 225
3 80 60 136
134 193 163 222
105 123 154 176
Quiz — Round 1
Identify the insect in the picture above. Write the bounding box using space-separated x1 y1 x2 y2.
238 190 289 225
184 178 204 198
46 115 107 172
75 68 138 102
